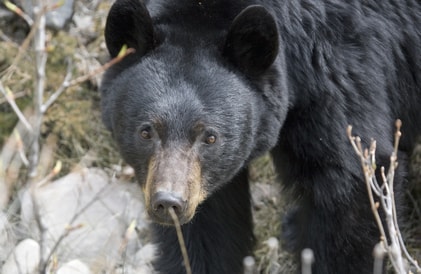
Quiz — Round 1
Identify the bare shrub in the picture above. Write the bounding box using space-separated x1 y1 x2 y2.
348 120 421 274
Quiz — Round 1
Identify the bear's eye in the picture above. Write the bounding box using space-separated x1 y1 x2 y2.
139 126 152 140
205 134 217 145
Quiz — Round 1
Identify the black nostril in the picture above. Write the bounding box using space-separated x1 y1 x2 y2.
151 192 185 217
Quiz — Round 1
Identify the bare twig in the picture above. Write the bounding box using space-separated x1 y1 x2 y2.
117 219 137 272
348 121 421 273
3 0 34 26
0 0 67 80
27 2 48 179
30 160 62 271
347 127 388 243
168 207 192 274
30 181 48 272
36 160 61 187
0 107 33 209
0 4 42 80
119 219 137 254
0 81 32 131
67 47 136 87
41 58 73 113
0 29 13 42
35 176 112 272
40 47 135 113
0 90 27 105
13 129 29 166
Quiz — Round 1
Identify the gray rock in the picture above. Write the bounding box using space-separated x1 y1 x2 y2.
20 0 74 29
57 259 91 274
19 168 155 273
45 0 74 30
2 238 40 274
0 212 15 264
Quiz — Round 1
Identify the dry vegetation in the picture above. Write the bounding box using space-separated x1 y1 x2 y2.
0 1 420 273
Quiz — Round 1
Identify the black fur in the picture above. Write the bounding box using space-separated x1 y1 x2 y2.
101 0 421 273
151 169 254 274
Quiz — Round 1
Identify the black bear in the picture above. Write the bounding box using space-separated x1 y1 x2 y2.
100 0 421 273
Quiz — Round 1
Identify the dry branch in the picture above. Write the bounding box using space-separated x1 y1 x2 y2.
3 0 34 25
348 120 421 274
169 207 192 274
0 81 32 131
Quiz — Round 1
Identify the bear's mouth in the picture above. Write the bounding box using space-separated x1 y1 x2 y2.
147 205 195 226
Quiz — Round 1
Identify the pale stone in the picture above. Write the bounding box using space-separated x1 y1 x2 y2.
57 260 91 274
19 168 154 272
2 238 40 274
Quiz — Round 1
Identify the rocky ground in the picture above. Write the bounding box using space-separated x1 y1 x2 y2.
0 1 420 273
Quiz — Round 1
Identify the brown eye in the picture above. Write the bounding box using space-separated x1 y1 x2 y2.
140 128 152 139
205 134 216 144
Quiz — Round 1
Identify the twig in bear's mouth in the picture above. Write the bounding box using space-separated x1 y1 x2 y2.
168 207 192 274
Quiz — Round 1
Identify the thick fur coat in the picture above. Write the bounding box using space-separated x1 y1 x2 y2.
101 0 421 273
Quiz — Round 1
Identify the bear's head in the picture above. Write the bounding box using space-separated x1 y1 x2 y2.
101 0 288 225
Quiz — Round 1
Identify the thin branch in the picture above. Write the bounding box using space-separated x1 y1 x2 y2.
30 181 48 272
41 48 135 114
348 122 421 273
3 0 34 26
0 4 44 80
27 2 48 179
0 90 27 105
1 0 67 79
67 47 136 88
36 160 61 187
41 58 73 113
168 207 192 274
347 126 387 241
118 219 137 255
37 178 113 272
13 129 29 166
0 81 33 132
0 29 13 43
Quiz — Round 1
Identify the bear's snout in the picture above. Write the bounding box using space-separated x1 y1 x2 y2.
150 191 187 224
142 147 207 225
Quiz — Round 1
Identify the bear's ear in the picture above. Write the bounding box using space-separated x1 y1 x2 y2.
105 0 154 58
224 5 279 75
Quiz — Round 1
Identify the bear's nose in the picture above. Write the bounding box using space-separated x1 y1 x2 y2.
151 192 186 221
